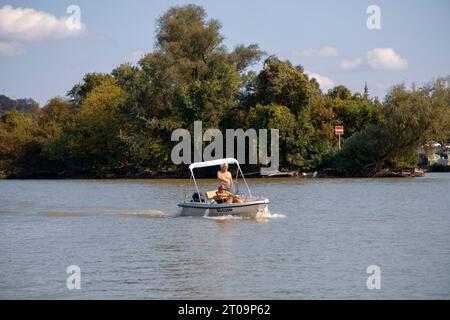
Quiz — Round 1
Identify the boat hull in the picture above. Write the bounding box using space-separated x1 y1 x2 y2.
178 199 269 218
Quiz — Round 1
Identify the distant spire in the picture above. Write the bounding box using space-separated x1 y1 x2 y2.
364 81 369 99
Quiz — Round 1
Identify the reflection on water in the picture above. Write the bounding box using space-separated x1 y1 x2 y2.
0 174 449 299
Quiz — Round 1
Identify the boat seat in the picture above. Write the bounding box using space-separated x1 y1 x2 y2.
205 190 217 201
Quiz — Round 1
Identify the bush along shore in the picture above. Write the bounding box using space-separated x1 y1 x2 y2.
1 4 449 179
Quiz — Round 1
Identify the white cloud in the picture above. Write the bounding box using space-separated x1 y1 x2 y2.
305 71 335 91
0 41 24 56
340 48 408 71
293 46 339 58
341 57 363 70
0 5 85 42
366 48 408 70
126 50 145 64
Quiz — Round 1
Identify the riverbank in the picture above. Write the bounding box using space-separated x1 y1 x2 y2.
2 166 443 179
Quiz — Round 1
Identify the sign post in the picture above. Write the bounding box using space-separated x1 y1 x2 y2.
335 126 344 150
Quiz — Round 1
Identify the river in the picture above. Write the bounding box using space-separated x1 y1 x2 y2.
0 173 449 299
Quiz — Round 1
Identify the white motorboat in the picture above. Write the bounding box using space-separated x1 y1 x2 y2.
178 158 270 218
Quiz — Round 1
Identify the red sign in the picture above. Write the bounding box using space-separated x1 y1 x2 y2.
335 126 344 135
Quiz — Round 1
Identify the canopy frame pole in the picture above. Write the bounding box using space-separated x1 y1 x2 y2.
190 169 203 203
237 163 252 197
235 168 239 195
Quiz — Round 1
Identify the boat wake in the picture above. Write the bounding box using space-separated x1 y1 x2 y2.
111 209 173 218
38 211 84 217
260 212 286 219
204 211 286 221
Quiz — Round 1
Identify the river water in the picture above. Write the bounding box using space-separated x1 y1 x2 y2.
0 174 449 299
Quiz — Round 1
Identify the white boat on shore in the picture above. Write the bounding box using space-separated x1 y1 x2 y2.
178 158 270 218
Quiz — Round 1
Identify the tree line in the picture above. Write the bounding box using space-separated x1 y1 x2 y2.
1 4 449 178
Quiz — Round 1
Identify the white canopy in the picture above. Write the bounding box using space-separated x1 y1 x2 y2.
188 158 239 171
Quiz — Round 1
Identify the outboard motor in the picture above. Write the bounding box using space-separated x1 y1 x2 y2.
192 192 204 203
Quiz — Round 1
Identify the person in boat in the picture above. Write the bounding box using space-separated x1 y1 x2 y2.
214 185 243 204
217 162 233 191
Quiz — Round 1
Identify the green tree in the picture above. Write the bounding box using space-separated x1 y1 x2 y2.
38 97 74 139
331 83 450 174
327 85 352 100
73 80 127 174
0 110 41 177
255 57 315 115
328 93 379 138
68 73 114 106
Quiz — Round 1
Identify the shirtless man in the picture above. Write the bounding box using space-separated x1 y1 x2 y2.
217 162 233 191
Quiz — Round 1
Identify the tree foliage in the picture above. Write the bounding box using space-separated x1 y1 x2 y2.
0 5 449 178
331 82 450 174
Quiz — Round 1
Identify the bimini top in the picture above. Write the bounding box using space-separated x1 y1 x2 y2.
188 158 239 171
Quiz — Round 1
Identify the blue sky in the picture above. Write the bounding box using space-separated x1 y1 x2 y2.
0 0 449 105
